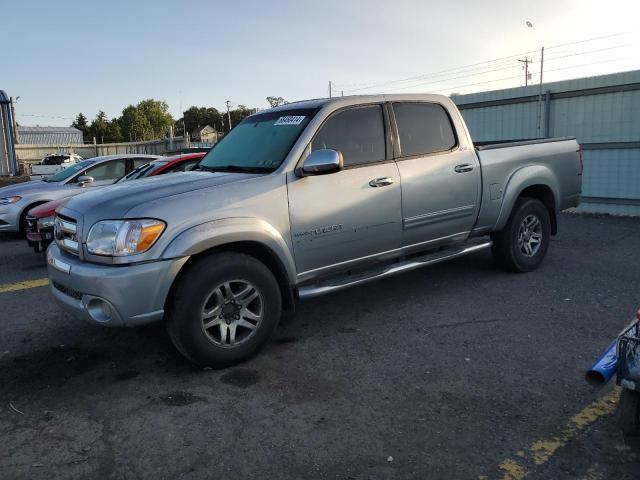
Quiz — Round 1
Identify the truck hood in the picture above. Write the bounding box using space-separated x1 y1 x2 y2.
62 171 263 220
0 179 66 197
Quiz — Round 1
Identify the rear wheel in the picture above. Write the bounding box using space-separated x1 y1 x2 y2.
491 197 551 272
166 252 282 367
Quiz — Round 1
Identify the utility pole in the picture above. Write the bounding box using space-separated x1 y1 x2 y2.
517 57 531 86
225 100 232 130
536 46 545 138
328 81 332 98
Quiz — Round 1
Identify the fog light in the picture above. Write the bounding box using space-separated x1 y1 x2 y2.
86 298 115 323
101 302 112 319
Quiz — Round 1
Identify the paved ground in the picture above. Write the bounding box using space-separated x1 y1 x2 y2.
0 213 639 480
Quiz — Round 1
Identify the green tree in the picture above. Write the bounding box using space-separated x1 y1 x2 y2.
136 99 174 139
227 105 253 132
71 113 89 142
179 106 222 136
266 96 287 108
105 119 123 143
119 105 152 141
88 111 109 143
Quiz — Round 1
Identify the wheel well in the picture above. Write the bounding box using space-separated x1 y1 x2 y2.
518 185 557 235
19 201 48 232
165 241 295 316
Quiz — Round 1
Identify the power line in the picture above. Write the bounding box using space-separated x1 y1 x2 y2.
378 41 638 93
18 113 76 120
339 49 539 93
338 30 640 94
429 55 638 94
544 30 638 52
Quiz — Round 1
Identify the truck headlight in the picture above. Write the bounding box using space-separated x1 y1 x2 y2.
37 216 55 229
0 196 22 205
86 219 165 256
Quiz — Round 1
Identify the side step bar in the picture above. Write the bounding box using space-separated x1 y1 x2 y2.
297 240 492 299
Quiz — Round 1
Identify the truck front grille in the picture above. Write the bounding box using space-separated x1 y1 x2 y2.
54 214 79 255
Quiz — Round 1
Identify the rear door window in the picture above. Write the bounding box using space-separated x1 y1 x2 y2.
311 105 386 167
393 103 456 157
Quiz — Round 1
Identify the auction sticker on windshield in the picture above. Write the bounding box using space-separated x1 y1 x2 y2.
274 116 305 126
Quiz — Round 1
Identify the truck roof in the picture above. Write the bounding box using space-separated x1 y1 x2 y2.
266 93 452 113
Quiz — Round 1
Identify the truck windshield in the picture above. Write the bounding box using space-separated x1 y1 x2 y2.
198 108 319 172
43 159 97 182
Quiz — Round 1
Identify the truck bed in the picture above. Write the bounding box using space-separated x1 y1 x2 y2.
474 136 577 150
471 136 582 234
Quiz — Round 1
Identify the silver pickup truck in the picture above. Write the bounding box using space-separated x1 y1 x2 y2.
47 94 582 366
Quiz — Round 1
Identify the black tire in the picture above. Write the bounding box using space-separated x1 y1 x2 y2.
490 197 551 272
166 252 282 368
619 389 640 436
19 202 45 235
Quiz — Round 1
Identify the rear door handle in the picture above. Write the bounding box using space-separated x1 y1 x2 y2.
369 177 394 187
454 164 474 173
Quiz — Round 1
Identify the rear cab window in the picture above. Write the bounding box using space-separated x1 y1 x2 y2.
392 102 457 157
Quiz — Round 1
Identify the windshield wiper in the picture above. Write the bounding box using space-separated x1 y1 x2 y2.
197 165 275 174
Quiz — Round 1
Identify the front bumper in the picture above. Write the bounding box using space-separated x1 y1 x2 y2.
0 203 21 232
47 243 189 327
26 217 53 250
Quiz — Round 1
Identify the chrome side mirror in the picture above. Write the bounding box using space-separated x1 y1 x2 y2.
77 175 95 186
301 149 343 176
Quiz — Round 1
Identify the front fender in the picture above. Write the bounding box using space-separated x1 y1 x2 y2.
161 217 297 283
495 165 560 231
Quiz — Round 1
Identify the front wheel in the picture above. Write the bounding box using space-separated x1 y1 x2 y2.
491 197 551 272
166 252 282 367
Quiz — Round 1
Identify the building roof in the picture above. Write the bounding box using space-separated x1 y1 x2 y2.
18 126 82 134
17 126 84 145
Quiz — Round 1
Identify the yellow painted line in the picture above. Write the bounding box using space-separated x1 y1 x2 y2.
0 278 49 293
499 387 620 480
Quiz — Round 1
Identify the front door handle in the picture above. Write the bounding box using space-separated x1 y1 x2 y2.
369 177 394 187
454 164 474 173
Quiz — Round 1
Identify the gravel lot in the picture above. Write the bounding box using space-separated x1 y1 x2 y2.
1 213 639 479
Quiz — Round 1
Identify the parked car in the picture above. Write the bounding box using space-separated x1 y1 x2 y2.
41 153 83 166
31 153 84 180
116 152 205 183
25 153 206 252
0 154 159 233
47 94 582 367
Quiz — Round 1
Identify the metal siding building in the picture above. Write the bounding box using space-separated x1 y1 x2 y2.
452 70 640 216
17 126 84 145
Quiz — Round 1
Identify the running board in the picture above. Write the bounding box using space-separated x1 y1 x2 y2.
297 240 492 299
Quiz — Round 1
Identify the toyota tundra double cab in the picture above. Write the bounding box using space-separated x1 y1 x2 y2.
47 94 582 367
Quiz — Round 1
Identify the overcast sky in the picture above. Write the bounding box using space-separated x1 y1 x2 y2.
3 0 640 126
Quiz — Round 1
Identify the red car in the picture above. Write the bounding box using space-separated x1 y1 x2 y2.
25 152 206 252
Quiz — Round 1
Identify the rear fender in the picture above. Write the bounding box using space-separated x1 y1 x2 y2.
495 165 560 231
